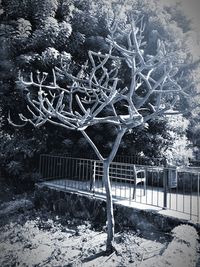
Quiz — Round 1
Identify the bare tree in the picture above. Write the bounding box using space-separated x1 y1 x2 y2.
9 16 185 252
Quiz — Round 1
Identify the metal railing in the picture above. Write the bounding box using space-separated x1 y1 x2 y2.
60 152 165 166
39 154 200 222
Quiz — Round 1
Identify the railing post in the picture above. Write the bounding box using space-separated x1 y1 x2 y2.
163 167 168 209
39 154 42 176
198 172 200 222
132 165 136 199
90 160 96 194
144 166 147 196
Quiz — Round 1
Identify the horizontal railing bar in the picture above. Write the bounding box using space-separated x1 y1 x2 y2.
40 154 163 169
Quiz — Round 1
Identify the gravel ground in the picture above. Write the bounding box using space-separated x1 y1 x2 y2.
0 183 199 267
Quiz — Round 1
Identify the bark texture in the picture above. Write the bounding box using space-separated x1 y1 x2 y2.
103 160 115 252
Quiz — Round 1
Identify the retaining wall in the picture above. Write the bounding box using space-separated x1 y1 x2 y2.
34 183 200 234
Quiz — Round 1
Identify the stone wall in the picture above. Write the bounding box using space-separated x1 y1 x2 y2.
34 183 199 234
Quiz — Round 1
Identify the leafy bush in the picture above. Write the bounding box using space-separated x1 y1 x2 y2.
6 161 23 176
0 131 47 191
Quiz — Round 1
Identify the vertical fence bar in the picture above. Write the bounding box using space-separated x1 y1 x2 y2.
50 156 53 180
101 161 104 194
97 161 99 192
77 158 79 189
43 155 46 178
169 182 171 210
77 159 80 189
83 159 86 190
176 172 178 212
183 172 185 213
129 174 131 202
163 168 168 209
39 154 42 179
59 157 63 185
190 174 193 220
198 172 200 222
89 160 93 192
124 164 126 199
44 155 48 179
88 159 90 191
49 155 52 180
77 158 80 189
54 156 57 180
114 165 117 197
133 165 136 201
55 156 59 181
62 157 65 185
67 157 70 186
54 156 57 184
59 157 62 185
44 155 47 179
93 160 96 194
82 159 85 190
156 169 159 207
85 159 88 191
79 159 81 189
145 167 148 205
151 168 153 205
58 156 61 184
46 155 49 180
43 154 46 179
120 164 122 198
64 157 67 190
123 165 126 198
73 158 77 188
122 164 125 199
158 169 162 207
68 158 72 186
49 156 52 180
127 164 130 199
57 156 61 181
61 157 64 185
96 161 98 193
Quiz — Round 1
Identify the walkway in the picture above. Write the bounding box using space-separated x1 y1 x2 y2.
43 179 200 224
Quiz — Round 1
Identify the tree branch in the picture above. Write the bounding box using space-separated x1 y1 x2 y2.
81 130 104 161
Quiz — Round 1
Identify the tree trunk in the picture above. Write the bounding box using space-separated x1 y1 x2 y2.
103 160 115 252
82 129 126 252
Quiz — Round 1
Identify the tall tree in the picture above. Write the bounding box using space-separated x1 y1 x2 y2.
10 15 186 252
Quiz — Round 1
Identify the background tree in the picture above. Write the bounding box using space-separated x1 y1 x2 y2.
10 13 186 251
187 92 200 164
1 0 199 186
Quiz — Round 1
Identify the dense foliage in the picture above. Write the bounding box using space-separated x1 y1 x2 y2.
0 0 199 187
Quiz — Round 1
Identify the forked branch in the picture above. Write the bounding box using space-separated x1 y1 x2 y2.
9 16 184 138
